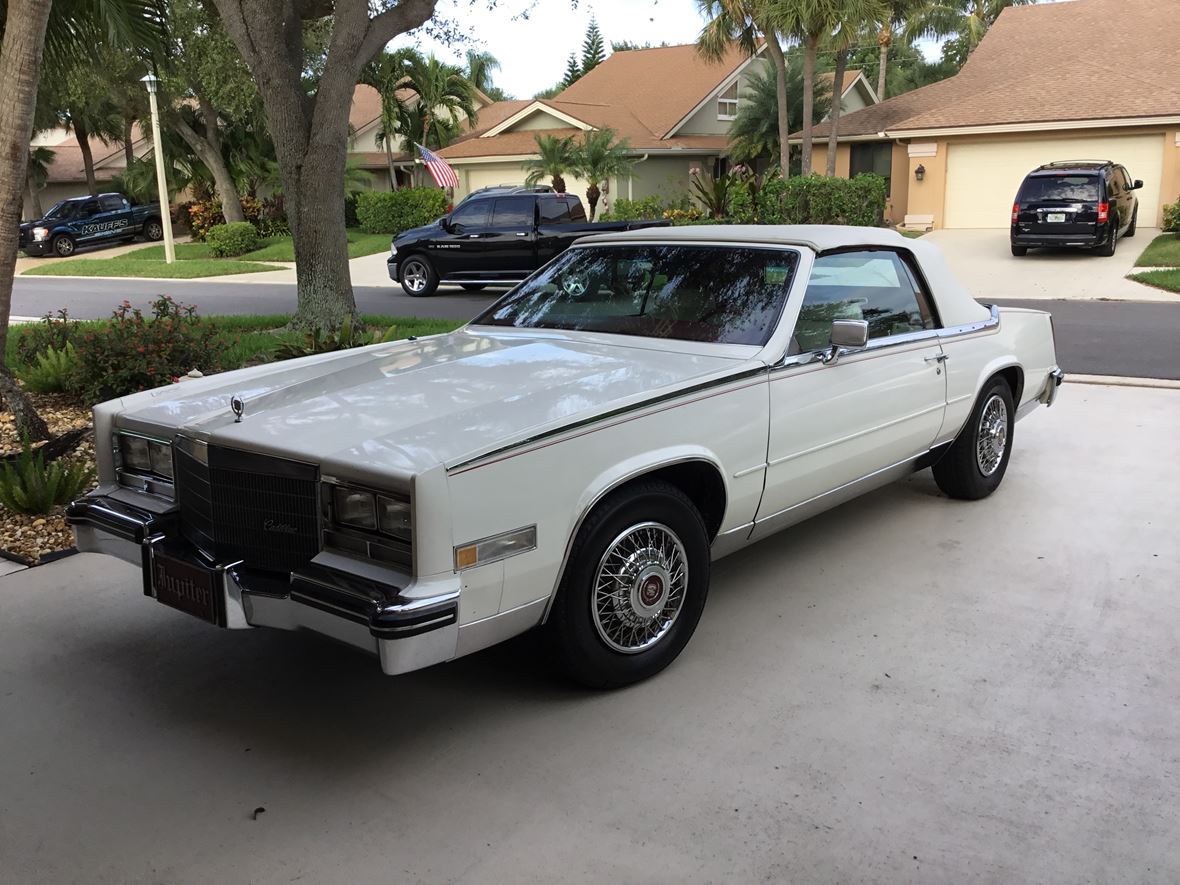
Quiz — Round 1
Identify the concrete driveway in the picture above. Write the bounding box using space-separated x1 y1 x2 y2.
926 228 1169 302
2 384 1179 884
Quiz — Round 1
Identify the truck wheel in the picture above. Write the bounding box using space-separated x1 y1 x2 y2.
1125 207 1137 239
460 283 486 292
51 234 76 257
546 479 710 688
1010 244 1027 257
932 377 1015 501
400 256 438 297
143 218 164 241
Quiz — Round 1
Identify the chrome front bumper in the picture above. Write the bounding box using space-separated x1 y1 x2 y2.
66 496 461 675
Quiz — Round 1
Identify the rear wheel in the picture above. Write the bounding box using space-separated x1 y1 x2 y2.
460 283 486 291
1010 244 1027 257
399 256 438 298
1125 206 1138 238
546 480 710 688
932 377 1015 501
143 218 164 241
1094 224 1117 257
51 234 75 257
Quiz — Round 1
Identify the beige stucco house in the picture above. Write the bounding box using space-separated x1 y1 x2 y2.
797 0 1180 230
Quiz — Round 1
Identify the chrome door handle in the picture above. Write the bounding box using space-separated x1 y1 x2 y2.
465 234 481 239
515 232 528 237
924 354 948 364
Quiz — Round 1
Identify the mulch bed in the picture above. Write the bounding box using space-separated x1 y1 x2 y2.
0 392 95 566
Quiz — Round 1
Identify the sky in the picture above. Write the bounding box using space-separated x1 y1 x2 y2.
394 0 947 100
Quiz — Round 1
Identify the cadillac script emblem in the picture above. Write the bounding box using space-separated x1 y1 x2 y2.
230 395 245 423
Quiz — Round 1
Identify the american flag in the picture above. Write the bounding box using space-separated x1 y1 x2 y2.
415 143 459 189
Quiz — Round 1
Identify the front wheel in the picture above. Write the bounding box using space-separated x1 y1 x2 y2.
932 378 1015 500
399 256 438 297
546 480 710 688
51 234 75 257
142 218 163 241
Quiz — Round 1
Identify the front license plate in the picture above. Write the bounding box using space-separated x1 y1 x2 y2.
1046 212 1067 223
151 551 225 626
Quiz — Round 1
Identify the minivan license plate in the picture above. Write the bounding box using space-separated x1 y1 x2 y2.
1046 213 1066 223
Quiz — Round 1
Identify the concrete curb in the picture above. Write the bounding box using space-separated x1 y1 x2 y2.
1067 374 1180 390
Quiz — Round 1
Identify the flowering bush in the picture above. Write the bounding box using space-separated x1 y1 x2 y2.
11 308 76 367
187 196 288 240
67 297 230 405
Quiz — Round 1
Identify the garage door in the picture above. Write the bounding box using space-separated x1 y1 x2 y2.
944 134 1165 229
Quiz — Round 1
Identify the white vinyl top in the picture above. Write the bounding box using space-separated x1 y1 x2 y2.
576 224 913 253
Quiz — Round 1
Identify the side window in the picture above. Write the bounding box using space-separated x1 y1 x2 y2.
794 250 937 352
716 82 738 120
99 195 125 212
539 198 571 224
491 196 535 227
566 198 587 222
79 200 99 217
1107 169 1120 196
450 200 491 231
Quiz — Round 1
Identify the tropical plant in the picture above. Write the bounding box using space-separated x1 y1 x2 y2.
697 0 792 176
464 49 504 99
399 53 478 160
274 315 403 360
0 438 94 516
726 55 830 172
363 47 422 189
16 342 75 393
825 2 888 176
689 167 737 219
581 18 606 75
872 0 935 100
25 145 54 219
906 0 1034 67
569 128 634 220
524 134 576 193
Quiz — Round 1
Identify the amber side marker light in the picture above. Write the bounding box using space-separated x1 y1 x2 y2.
454 525 538 571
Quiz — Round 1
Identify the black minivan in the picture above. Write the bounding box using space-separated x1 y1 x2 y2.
1010 160 1143 257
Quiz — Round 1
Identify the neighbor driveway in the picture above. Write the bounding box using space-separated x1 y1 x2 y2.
2 384 1179 884
926 227 1168 301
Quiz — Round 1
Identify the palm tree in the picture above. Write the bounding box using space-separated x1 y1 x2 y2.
523 134 575 193
570 128 634 220
400 54 478 152
906 0 1033 67
696 0 792 176
825 2 886 175
362 48 421 189
727 53 830 173
784 0 884 177
873 0 934 100
25 145 53 219
464 49 502 97
0 0 165 442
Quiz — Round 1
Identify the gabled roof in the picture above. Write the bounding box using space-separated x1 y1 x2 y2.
819 68 871 101
799 0 1180 140
349 82 495 135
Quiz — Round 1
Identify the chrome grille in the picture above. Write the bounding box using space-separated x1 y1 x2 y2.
175 443 319 573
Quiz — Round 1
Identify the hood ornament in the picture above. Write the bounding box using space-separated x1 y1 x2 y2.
230 395 245 423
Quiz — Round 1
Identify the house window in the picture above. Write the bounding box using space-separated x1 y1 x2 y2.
850 142 893 197
712 156 730 180
716 82 739 120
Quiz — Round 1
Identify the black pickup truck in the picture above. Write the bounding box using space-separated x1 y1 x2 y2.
387 191 668 297
19 192 164 257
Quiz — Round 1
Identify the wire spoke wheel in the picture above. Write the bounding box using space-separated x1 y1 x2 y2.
591 521 688 654
976 394 1008 476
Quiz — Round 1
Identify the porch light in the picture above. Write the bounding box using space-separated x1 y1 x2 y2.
915 164 926 182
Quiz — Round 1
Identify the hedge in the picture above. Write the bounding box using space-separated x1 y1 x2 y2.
205 221 260 257
757 174 887 226
357 187 449 235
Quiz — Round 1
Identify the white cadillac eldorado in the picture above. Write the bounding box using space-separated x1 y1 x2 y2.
68 226 1063 687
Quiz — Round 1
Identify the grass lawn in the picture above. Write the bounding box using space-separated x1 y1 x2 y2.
241 229 391 262
22 257 284 279
1127 269 1180 294
6 314 465 372
1133 233 1180 267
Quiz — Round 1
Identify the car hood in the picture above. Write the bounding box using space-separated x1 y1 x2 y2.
115 328 754 479
394 220 443 244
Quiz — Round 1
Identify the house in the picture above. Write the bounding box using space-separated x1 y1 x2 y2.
348 82 494 189
819 68 879 120
433 43 776 215
796 0 1180 230
23 126 150 220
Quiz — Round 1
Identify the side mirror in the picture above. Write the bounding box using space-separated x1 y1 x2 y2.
1133 179 1144 190
820 320 869 365
440 216 453 232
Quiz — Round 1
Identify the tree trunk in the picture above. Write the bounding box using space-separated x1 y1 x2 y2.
385 139 396 190
552 173 566 193
123 116 135 167
75 119 98 196
27 180 44 220
0 0 53 443
763 32 790 177
800 34 818 177
877 25 891 101
826 49 849 177
586 183 600 219
173 115 246 223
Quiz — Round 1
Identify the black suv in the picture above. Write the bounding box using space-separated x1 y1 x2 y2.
1011 160 1142 257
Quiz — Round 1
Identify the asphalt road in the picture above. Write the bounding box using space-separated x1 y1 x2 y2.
11 278 1180 379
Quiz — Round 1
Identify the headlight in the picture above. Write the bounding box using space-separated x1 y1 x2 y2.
389 243 398 257
33 227 48 241
331 484 411 542
120 434 152 472
114 432 174 496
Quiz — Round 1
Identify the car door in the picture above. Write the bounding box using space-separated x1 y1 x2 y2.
94 194 132 242
536 196 573 266
71 198 102 245
433 198 492 279
751 248 947 538
479 196 537 276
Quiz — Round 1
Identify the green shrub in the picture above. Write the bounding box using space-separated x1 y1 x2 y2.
1163 198 1180 234
603 196 666 221
274 314 402 360
11 309 76 369
356 187 448 234
757 173 887 226
17 343 76 393
68 296 228 405
206 221 260 257
0 440 94 516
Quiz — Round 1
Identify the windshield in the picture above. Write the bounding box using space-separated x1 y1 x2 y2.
473 244 798 346
1019 175 1100 203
